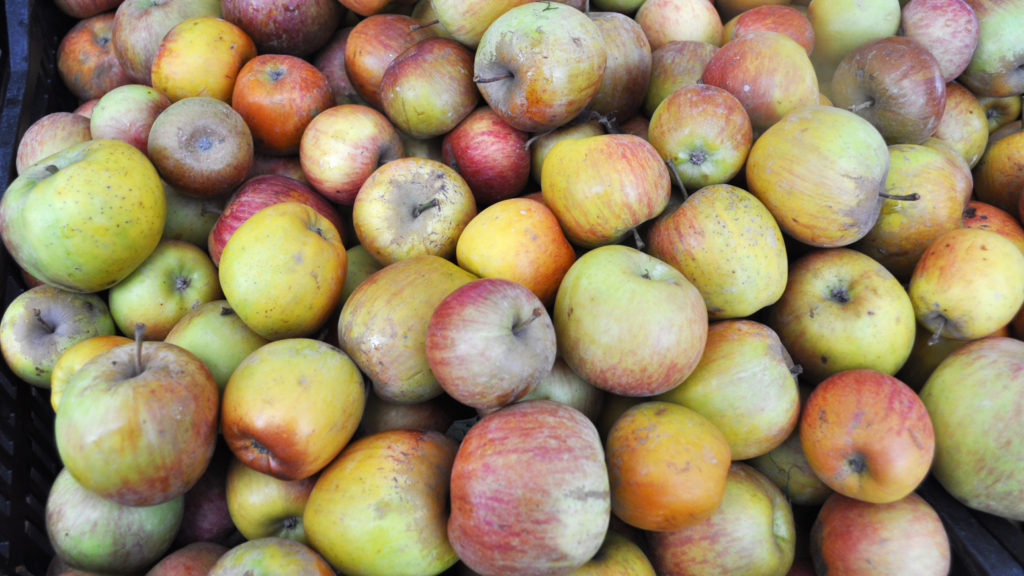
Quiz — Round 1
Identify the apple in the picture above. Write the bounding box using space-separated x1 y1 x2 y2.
358 389 472 436
150 16 257 103
978 93 1021 132
311 26 364 107
919 336 1024 520
221 0 342 57
656 319 801 461
830 35 947 145
344 13 438 110
55 328 220 506
648 463 797 576
145 542 229 576
0 138 165 293
473 2 607 133
173 443 236 546
428 0 531 48
441 106 531 206
643 40 719 118
959 0 1024 97
161 179 225 247
513 357 606 423
810 492 951 575
218 202 346 341
225 456 316 543
700 30 820 135
931 81 990 168
590 0 646 14
806 0 901 86
340 0 418 17
896 322 1009 391
586 11 653 126
53 0 122 19
542 133 670 248
721 5 816 54
46 468 184 575
338 254 477 404
207 173 343 267
74 98 99 118
973 128 1024 214
111 0 222 85
425 278 556 411
748 420 835 507
800 369 935 503
88 83 171 155
633 0 724 51
528 118 605 187
448 400 610 576
901 0 979 83
340 244 384 305
247 154 308 183
56 11 132 103
961 199 1024 256
108 239 223 341
207 538 334 575
908 227 1024 341
571 530 656 575
852 142 973 282
745 105 890 248
49 335 133 413
304 429 459 576
299 103 404 206
14 111 92 174
553 245 708 397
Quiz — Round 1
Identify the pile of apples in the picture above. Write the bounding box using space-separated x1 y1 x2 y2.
2 0 1024 574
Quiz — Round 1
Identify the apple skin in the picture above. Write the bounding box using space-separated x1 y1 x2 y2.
0 284 116 388
221 338 366 482
748 421 835 507
514 357 606 423
473 2 607 133
441 106 531 207
311 26 364 107
553 245 708 397
150 16 258 103
225 456 316 543
358 390 473 436
587 11 653 125
529 119 605 187
145 541 229 576
810 492 951 575
722 5 815 54
960 0 1024 97
800 369 935 504
973 128 1024 214
50 335 133 413
46 468 184 575
344 13 437 110
806 0 901 84
207 538 334 576
88 83 172 156
111 0 223 85
448 400 610 576
15 112 92 175
53 0 122 19
173 443 236 547
931 81 990 169
961 199 1024 256
0 138 166 293
571 530 655 575
162 179 225 247
429 0 531 48
644 40 718 118
341 0 418 17
634 0 724 51
221 0 342 57
648 463 797 576
56 11 132 103
304 429 459 576
901 0 979 83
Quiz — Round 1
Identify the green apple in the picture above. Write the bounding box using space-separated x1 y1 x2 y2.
960 0 1024 97
0 138 165 293
571 530 656 575
341 244 383 304
807 0 901 92
225 456 316 544
748 420 835 507
161 179 225 247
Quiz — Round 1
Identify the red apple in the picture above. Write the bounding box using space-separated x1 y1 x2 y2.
14 112 92 174
88 83 172 155
221 0 342 57
344 13 437 110
441 106 531 207
901 0 979 83
586 11 653 126
56 11 132 103
722 4 815 54
311 26 364 107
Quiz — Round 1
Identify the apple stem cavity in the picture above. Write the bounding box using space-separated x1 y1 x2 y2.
133 322 146 375
474 72 514 84
513 307 544 336
879 191 921 201
848 100 874 114
31 308 54 333
413 198 440 218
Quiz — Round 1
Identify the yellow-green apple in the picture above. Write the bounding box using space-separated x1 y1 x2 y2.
656 319 800 461
441 106 531 206
147 96 254 198
358 389 473 436
399 131 445 163
218 202 346 341
150 16 257 103
428 0 529 48
529 119 605 186
978 94 1021 133
425 278 556 411
961 199 1024 255
800 369 935 503
745 105 890 247
553 245 708 397
586 11 653 126
341 244 383 305
901 0 979 82
959 0 1024 97
0 138 165 293
542 133 670 248
88 83 171 155
57 11 131 102
55 331 220 506
111 0 222 85
896 323 1009 390
45 468 183 575
221 0 342 57
162 180 225 247
571 530 656 575
230 54 336 157
49 335 132 412
830 36 947 145
908 227 1024 341
931 81 990 168
0 285 115 388
806 0 901 88
164 299 269 393
721 4 815 54
352 157 477 265
648 85 753 192
207 173 343 266
647 184 787 319
700 31 819 135
221 338 366 481
810 492 951 575
590 0 646 14
644 40 719 118
973 128 1024 214
338 254 477 404
605 401 731 532
304 429 459 576
146 542 228 576
107 239 223 341
455 196 576 307
473 2 607 133
634 0 723 51
312 26 364 107
768 248 916 383
648 463 796 576
225 457 316 543
920 336 1024 520
207 538 334 576
298 103 404 206
380 37 478 139
515 357 606 423
749 421 835 507
448 400 610 575
852 143 973 281
14 112 92 174
344 13 437 110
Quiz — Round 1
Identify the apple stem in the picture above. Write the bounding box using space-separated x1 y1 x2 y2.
927 317 946 346
512 307 544 336
631 227 645 251
410 18 439 32
789 364 803 378
133 322 146 375
474 72 514 84
524 129 554 151
879 191 920 201
848 100 874 113
412 197 440 217
666 160 689 199
31 308 54 333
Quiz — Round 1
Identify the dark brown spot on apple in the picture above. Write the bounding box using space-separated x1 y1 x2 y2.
820 355 828 364
828 286 850 304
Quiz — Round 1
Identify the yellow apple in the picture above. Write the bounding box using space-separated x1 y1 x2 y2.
150 16 257 102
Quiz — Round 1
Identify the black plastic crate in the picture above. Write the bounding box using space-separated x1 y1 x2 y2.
0 1 1022 575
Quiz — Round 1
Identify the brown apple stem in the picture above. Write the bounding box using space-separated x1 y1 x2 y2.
133 322 146 375
879 191 920 201
848 100 874 113
410 18 439 32
512 307 544 336
413 197 440 217
474 72 514 84
666 160 688 199
31 308 54 333
524 128 555 151
631 227 645 251
789 364 804 378
927 317 946 347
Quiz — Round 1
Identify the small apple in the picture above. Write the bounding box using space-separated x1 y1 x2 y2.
88 83 172 155
161 179 225 247
53 0 122 19
749 418 835 507
56 11 132 102
225 456 316 543
514 357 606 423
15 111 92 174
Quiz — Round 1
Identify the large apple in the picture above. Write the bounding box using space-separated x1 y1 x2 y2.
553 245 708 397
528 118 605 187
959 0 1024 97
0 138 165 293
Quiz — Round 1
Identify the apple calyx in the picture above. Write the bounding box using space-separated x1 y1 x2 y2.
829 286 850 305
845 452 867 475
512 307 544 337
412 197 440 218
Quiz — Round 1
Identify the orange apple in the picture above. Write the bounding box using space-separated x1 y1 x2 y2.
56 11 132 102
973 128 1024 214
722 4 815 54
961 199 1024 256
